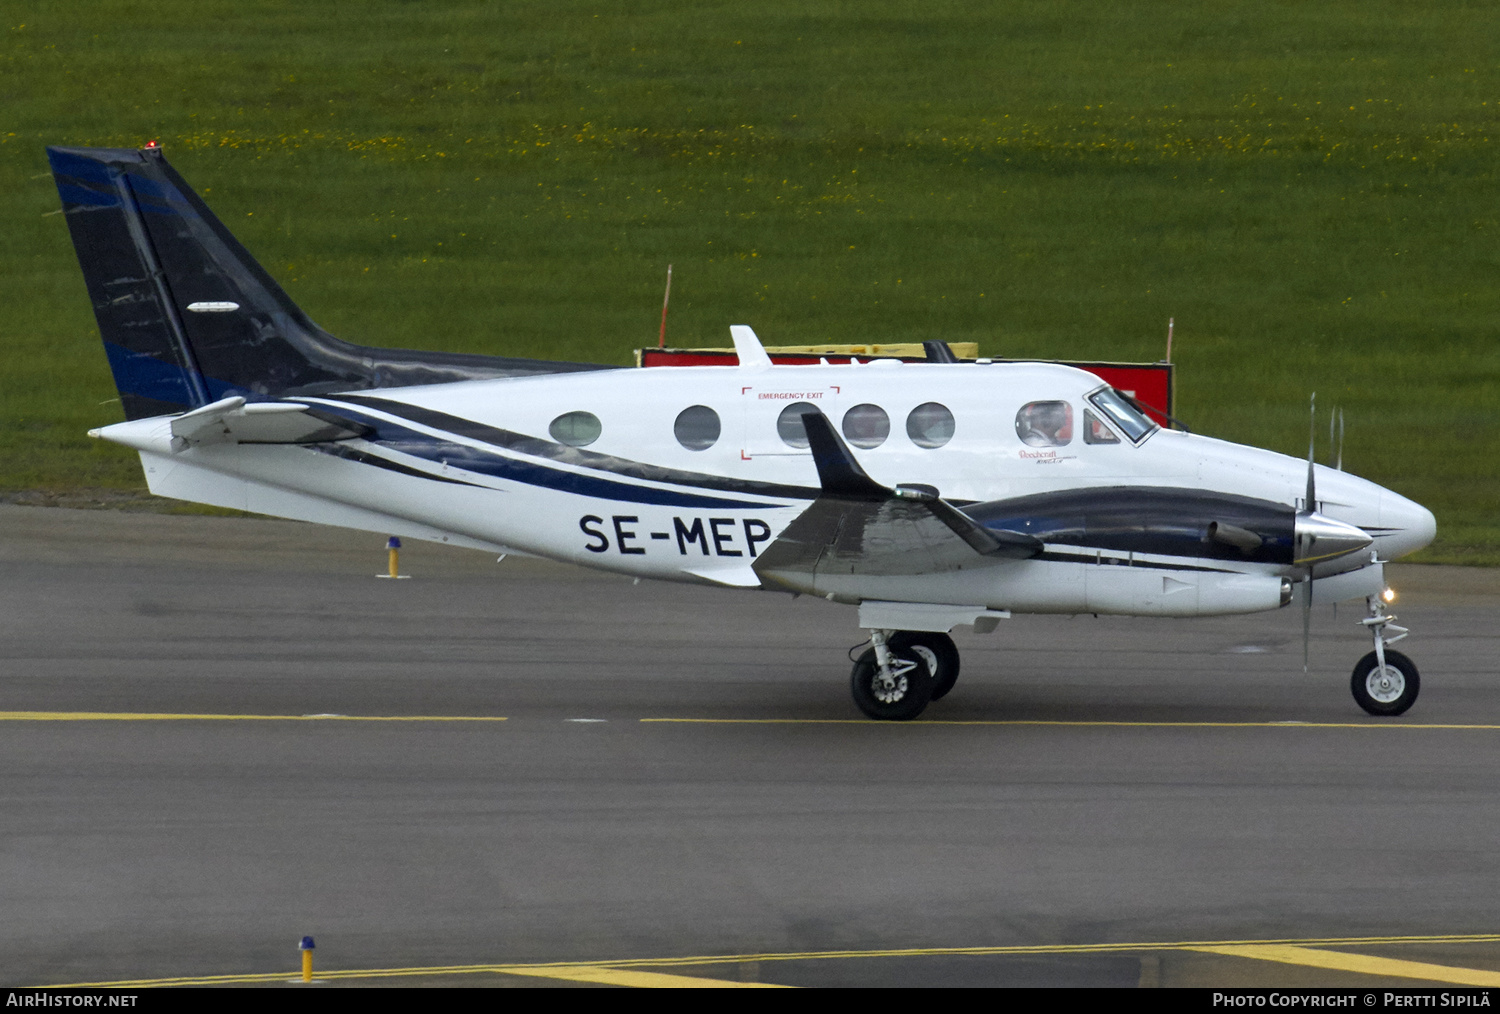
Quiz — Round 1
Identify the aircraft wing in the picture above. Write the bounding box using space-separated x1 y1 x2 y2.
752 412 1041 586
168 396 372 446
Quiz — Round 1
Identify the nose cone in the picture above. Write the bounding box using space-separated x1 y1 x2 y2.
1377 489 1437 560
1294 511 1375 565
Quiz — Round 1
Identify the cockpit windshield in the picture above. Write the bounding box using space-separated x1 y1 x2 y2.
1087 387 1157 444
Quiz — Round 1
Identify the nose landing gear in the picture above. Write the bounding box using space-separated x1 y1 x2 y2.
1351 593 1418 716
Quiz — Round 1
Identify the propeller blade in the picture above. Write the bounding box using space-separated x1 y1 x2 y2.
1302 570 1312 673
1336 408 1345 472
1301 392 1317 673
1305 392 1317 511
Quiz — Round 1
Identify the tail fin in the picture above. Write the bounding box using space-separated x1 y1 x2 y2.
48 144 607 420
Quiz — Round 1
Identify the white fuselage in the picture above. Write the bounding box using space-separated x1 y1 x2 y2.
96 360 1436 619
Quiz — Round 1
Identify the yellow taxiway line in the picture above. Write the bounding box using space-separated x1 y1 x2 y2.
0 712 507 722
642 718 1500 729
1189 945 1500 987
495 966 787 988
6 713 1498 729
36 933 1500 989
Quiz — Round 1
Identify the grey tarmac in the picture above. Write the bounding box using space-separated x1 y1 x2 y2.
3 504 1499 988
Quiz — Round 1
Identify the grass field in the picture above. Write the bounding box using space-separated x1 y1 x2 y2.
2 1 1496 561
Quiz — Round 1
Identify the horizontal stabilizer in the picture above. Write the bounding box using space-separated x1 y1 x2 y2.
169 396 371 446
922 341 960 364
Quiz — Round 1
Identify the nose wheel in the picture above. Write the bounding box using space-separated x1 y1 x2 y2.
1352 650 1419 715
1351 593 1419 716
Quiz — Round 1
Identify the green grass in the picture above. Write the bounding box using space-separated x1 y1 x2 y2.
2 1 1497 561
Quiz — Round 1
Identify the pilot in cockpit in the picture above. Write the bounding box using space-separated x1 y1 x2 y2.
1016 400 1074 447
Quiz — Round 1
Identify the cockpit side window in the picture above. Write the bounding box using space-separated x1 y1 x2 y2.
1015 401 1073 447
1087 387 1157 444
1082 408 1120 445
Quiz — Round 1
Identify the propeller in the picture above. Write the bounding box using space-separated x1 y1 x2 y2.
1302 393 1316 671
1331 406 1345 471
1330 405 1345 618
1295 399 1368 670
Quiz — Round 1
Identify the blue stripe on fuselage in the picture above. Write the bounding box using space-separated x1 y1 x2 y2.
318 405 786 510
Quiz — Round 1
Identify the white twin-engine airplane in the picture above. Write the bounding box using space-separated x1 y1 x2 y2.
49 144 1437 720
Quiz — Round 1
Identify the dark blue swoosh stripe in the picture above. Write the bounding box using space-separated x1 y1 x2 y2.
329 393 821 501
318 404 780 510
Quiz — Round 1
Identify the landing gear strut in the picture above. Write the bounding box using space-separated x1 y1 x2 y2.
851 629 932 721
1351 593 1418 716
850 629 961 720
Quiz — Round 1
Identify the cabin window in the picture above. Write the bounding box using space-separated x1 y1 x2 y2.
673 405 721 451
841 404 890 449
1082 408 1120 445
1015 401 1073 447
906 402 955 449
1087 387 1156 443
549 410 602 447
777 401 821 449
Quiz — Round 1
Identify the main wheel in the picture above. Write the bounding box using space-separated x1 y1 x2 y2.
888 632 961 702
850 645 934 721
1351 649 1420 716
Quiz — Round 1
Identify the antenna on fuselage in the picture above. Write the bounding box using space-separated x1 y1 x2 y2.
657 264 673 349
1164 317 1174 363
729 325 772 371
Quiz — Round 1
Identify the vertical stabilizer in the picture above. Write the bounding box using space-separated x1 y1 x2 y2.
48 145 611 421
49 146 216 418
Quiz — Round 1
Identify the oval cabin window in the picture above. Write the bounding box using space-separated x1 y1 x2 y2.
549 411 602 447
776 401 821 449
906 402 955 449
841 404 890 449
674 405 721 451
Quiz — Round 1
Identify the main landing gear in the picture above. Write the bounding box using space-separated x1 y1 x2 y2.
1351 593 1418 716
851 595 1421 720
850 630 960 721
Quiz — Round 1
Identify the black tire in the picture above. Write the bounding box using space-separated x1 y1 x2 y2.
850 645 934 721
1351 649 1420 716
888 632 961 702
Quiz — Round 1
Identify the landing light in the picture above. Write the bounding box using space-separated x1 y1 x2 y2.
1382 587 1397 604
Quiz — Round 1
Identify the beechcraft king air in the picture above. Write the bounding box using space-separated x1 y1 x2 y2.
48 144 1438 720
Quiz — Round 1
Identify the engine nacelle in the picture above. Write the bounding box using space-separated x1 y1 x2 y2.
1084 568 1291 617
